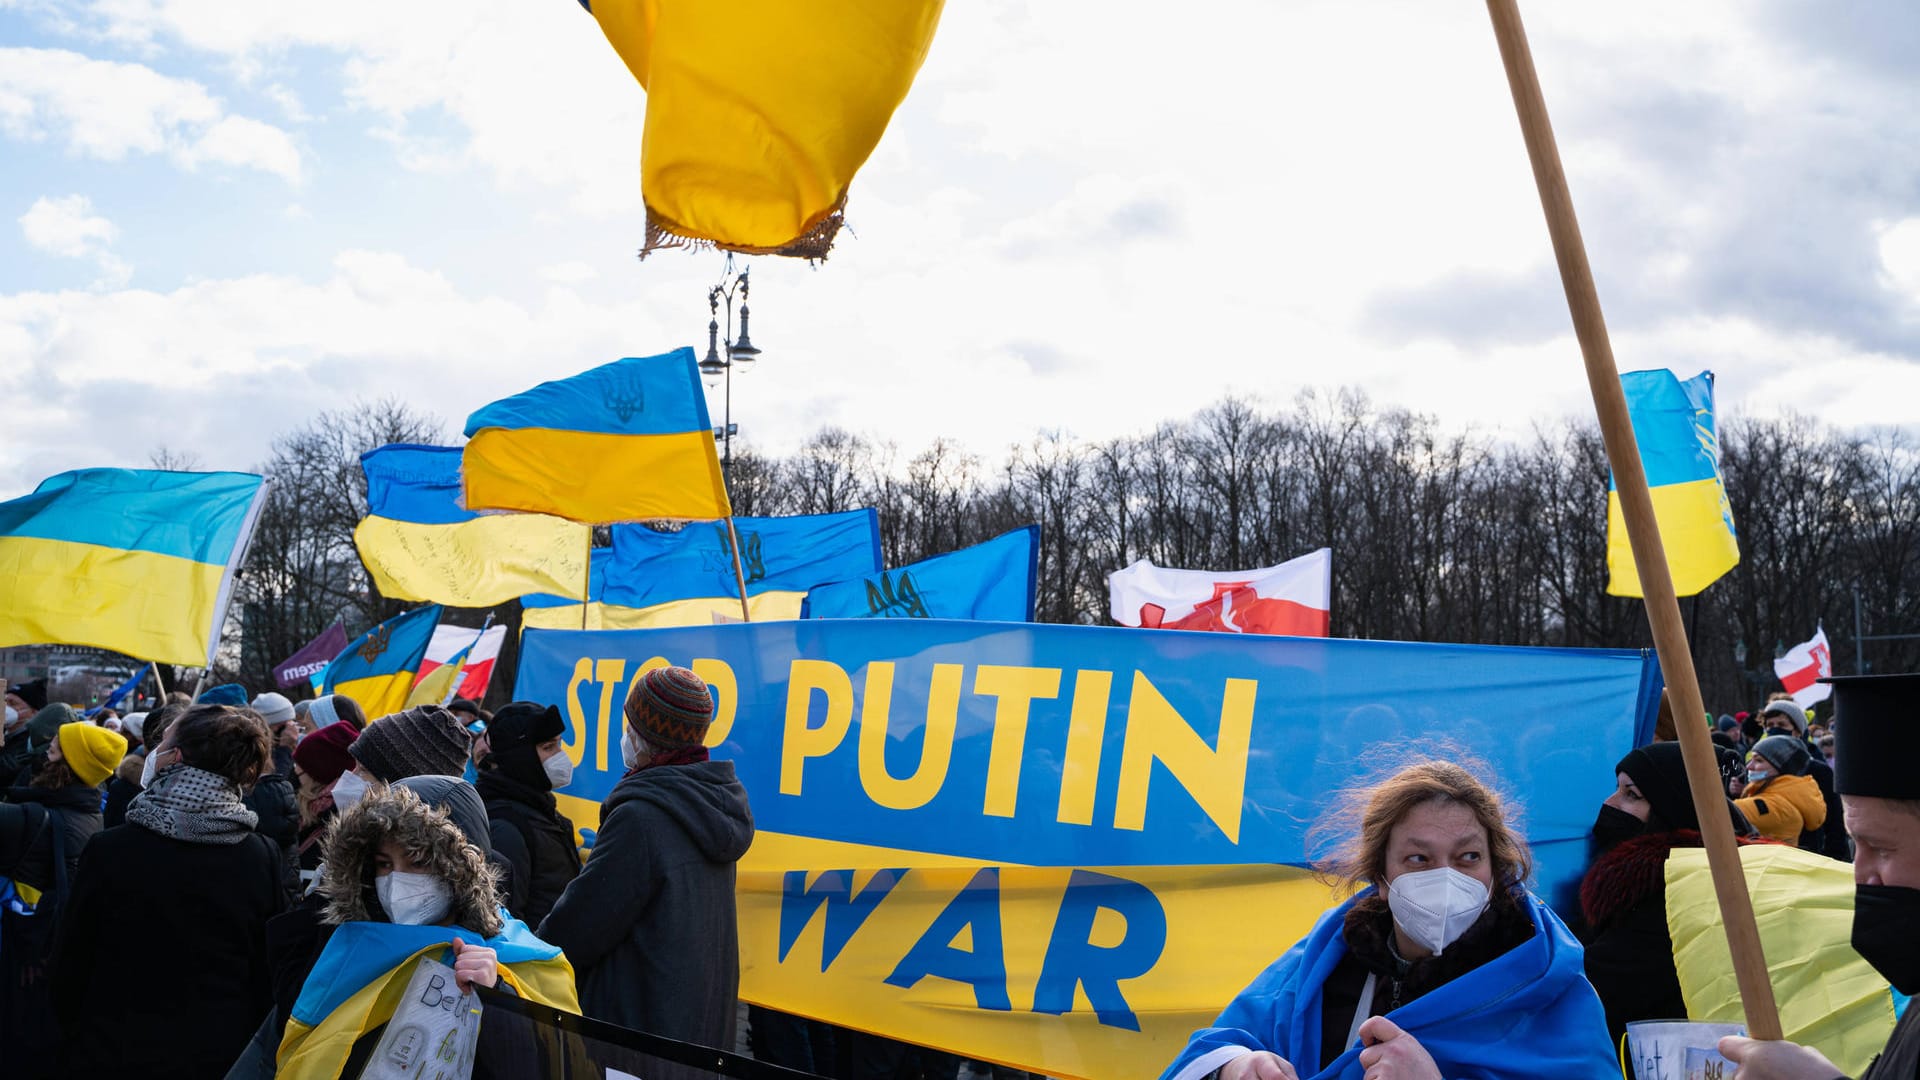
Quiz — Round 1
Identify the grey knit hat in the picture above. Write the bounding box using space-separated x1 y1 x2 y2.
350 705 469 782
1761 699 1808 737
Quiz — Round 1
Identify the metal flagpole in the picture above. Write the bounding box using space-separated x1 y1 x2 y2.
725 517 753 623
1486 0 1782 1039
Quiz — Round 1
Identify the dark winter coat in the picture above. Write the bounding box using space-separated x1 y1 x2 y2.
1807 757 1850 861
0 783 103 892
1578 829 1775 1046
50 823 286 1080
477 768 581 928
244 771 302 903
1863 1003 1920 1080
538 760 753 1048
101 753 144 828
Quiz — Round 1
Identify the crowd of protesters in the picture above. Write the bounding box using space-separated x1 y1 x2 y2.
1 664 1915 1080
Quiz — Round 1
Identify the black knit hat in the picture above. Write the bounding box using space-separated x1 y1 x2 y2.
486 701 564 754
1826 673 1920 799
1616 742 1749 836
9 678 47 712
623 667 714 750
350 705 469 782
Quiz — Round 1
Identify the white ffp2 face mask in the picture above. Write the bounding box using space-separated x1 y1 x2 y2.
542 751 574 790
1386 866 1491 956
376 870 453 926
621 724 645 771
332 769 369 811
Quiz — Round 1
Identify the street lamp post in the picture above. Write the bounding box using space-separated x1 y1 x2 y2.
699 254 762 492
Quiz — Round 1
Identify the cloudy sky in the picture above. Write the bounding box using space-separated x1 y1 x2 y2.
4 1 1919 497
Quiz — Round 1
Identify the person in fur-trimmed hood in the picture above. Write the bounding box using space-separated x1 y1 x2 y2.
266 782 577 1080
1580 741 1766 1045
538 665 753 1052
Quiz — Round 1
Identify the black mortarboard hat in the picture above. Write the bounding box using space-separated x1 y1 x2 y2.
10 678 47 712
1825 673 1920 799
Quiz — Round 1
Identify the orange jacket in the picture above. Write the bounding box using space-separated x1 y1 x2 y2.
1735 773 1827 843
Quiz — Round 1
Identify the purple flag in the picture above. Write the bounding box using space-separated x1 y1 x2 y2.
273 622 350 689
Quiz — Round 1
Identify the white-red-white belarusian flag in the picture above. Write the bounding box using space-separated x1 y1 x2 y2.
1774 628 1834 709
416 624 507 703
1108 548 1332 636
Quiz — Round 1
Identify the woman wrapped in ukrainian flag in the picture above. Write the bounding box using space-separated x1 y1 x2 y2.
271 781 578 1078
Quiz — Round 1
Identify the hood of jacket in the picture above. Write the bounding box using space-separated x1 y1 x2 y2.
317 785 502 936
604 759 753 864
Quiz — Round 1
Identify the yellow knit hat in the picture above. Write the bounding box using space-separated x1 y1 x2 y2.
58 723 128 787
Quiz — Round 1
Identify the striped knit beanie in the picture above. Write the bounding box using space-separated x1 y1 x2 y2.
624 666 714 750
349 705 469 782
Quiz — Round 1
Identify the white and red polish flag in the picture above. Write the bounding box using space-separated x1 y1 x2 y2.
417 624 507 702
1774 627 1834 709
1108 548 1332 636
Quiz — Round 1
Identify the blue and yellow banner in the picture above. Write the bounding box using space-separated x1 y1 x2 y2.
515 621 1660 1079
1607 369 1740 597
355 444 589 607
802 525 1038 621
321 605 442 720
0 468 266 667
462 348 729 525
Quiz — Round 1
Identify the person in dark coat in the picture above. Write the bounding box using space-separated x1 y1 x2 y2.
290 720 359 880
103 702 184 828
1721 673 1920 1080
5 702 76 788
476 701 581 927
51 703 285 1080
243 743 302 904
0 721 125 1077
539 666 753 1050
1760 698 1850 860
1579 741 1762 1046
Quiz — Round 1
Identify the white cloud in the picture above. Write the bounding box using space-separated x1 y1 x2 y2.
1877 218 1920 302
537 261 596 284
19 194 115 257
0 47 302 181
18 194 132 287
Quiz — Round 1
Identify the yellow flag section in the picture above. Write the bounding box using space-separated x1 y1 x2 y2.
522 590 804 632
277 921 577 1079
1667 845 1895 1076
582 0 945 256
741 835 1334 1078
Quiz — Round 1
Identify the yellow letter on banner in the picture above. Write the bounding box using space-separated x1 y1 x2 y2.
975 665 1062 818
594 659 627 773
783 660 855 796
1114 674 1257 844
859 662 962 810
562 658 595 766
1057 670 1113 827
693 658 738 747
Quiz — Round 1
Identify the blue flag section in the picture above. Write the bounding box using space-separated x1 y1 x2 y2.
802 524 1038 621
515 620 1661 910
603 509 882 607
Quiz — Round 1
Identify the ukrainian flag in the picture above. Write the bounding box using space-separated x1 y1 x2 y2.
584 0 945 256
1607 369 1740 598
277 918 577 1079
0 469 266 667
354 444 589 606
802 524 1039 621
462 348 729 525
520 510 881 630
320 605 441 720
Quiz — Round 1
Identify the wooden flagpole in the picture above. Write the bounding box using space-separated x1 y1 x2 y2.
725 518 753 623
1485 0 1782 1039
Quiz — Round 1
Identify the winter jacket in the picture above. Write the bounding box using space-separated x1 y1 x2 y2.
0 783 104 894
101 753 144 828
1578 829 1775 1045
1736 773 1828 846
1863 1004 1920 1080
477 768 581 928
1808 757 1850 861
538 760 754 1048
1159 885 1616 1080
51 822 285 1080
244 770 302 903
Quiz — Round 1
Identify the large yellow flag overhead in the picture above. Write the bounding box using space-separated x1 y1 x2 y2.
582 0 946 258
